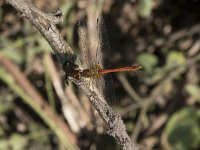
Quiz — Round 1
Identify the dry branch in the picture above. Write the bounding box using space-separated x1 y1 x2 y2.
5 0 139 149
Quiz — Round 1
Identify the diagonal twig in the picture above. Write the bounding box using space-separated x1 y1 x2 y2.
0 54 78 149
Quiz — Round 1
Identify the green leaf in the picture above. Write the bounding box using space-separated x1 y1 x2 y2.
137 0 153 18
166 51 186 69
0 134 27 150
185 84 200 102
0 38 25 64
163 108 200 150
137 53 158 72
9 134 27 150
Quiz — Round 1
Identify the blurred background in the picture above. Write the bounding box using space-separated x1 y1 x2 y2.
0 0 200 149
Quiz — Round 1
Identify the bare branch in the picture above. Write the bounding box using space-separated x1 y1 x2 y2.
6 0 139 149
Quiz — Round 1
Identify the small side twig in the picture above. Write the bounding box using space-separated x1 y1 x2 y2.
117 74 142 103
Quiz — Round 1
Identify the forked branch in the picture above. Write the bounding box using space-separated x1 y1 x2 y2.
6 0 139 149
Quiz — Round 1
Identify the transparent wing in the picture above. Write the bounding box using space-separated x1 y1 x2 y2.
77 13 104 68
77 5 116 104
90 14 116 105
86 13 111 69
95 15 111 68
77 16 90 69
87 12 102 67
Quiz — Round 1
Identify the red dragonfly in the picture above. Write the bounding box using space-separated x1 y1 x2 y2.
68 6 142 130
69 13 141 81
71 64 142 80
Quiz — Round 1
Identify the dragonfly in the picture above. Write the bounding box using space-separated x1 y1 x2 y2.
69 14 142 81
66 5 142 132
70 64 142 80
64 0 142 112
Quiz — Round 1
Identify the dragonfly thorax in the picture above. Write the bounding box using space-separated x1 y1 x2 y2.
80 65 103 78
